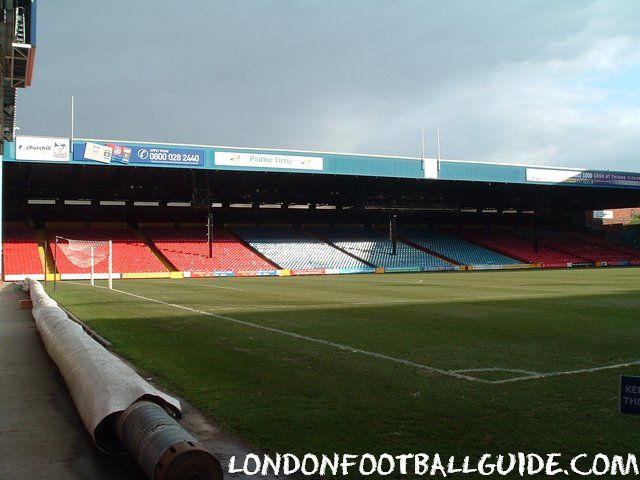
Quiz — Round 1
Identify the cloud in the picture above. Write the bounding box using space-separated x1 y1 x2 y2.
413 33 640 169
17 0 640 170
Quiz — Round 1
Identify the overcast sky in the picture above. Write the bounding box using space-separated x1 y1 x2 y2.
17 0 640 170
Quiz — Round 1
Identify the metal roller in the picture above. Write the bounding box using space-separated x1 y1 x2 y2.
116 400 224 480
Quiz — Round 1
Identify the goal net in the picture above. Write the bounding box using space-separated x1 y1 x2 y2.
55 236 113 288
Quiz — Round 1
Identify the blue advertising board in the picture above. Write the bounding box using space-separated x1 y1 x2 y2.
572 171 640 188
620 376 640 415
385 266 422 273
212 271 235 277
73 142 205 167
129 146 204 166
338 267 376 275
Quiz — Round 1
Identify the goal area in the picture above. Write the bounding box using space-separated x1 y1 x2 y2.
54 236 114 289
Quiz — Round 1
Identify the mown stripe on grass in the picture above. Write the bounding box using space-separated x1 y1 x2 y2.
72 282 488 383
69 281 640 385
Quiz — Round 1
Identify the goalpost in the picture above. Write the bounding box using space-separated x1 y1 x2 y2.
54 236 113 290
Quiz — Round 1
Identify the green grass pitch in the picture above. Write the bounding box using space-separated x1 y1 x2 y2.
46 268 640 463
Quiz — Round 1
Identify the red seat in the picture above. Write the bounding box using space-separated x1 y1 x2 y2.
538 230 640 262
444 227 586 267
3 227 43 275
145 227 275 272
48 228 166 273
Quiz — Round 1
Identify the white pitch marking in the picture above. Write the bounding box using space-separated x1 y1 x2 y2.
451 367 540 376
181 282 246 292
136 278 247 292
489 360 640 384
208 294 563 312
65 281 640 385
68 282 487 384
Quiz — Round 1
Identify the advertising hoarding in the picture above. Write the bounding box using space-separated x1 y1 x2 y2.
527 168 640 188
15 136 70 161
84 142 113 163
215 152 323 171
74 143 205 167
130 146 204 166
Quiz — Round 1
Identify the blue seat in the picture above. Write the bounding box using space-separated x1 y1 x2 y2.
308 226 452 269
399 226 520 266
232 226 369 270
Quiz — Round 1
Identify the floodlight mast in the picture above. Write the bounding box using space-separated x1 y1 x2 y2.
70 96 74 152
436 123 441 163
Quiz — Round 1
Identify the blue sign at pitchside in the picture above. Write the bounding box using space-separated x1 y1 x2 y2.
620 376 640 415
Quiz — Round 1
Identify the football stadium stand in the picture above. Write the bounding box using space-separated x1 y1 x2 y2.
398 226 521 266
144 226 275 273
508 228 640 264
48 228 166 274
444 227 586 268
4 223 640 279
2 227 43 278
308 226 453 270
561 230 640 261
232 226 370 271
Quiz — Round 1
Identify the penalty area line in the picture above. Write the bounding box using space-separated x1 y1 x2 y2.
490 360 640 384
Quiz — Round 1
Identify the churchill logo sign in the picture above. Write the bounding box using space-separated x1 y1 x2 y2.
15 136 70 162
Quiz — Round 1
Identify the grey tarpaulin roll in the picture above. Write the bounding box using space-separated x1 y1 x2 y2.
24 277 182 454
117 401 223 480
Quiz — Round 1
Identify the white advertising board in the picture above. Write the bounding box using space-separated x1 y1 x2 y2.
15 136 70 161
525 168 584 183
593 210 614 219
84 142 113 164
215 152 323 171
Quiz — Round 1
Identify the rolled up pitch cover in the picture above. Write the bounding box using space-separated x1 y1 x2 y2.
117 401 223 480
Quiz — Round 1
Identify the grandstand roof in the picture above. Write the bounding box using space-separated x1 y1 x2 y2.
4 136 640 191
3 135 640 224
0 0 37 146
